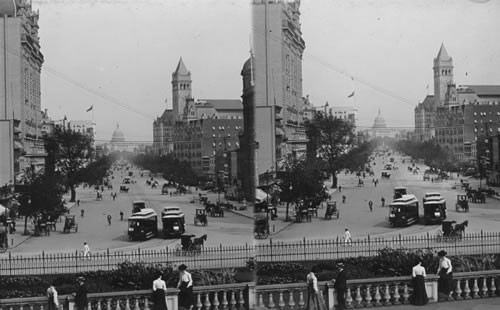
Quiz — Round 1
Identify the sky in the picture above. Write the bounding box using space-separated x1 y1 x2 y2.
299 0 500 130
33 0 251 142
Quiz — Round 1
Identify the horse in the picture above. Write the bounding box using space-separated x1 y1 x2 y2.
192 234 208 253
452 220 469 240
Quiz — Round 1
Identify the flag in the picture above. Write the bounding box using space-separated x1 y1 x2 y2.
86 105 93 112
347 91 355 98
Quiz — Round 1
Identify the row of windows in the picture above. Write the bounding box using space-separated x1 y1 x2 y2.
212 125 242 131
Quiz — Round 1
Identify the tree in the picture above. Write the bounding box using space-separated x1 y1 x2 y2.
305 113 355 188
44 126 93 202
17 171 65 235
340 140 378 173
278 155 325 221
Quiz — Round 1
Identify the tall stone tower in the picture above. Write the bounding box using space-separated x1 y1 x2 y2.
171 57 192 120
433 43 454 106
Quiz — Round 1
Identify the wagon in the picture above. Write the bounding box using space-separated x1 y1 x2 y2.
194 208 207 226
63 215 78 233
325 201 339 220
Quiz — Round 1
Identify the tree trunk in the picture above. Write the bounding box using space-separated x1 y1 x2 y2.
70 185 76 202
285 201 290 222
24 216 29 235
331 172 338 188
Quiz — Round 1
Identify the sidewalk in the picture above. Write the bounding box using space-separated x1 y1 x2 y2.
376 298 499 310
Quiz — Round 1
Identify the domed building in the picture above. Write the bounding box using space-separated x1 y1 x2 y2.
371 109 391 138
109 123 128 152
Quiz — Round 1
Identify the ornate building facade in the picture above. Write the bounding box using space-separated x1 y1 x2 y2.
252 0 307 174
415 44 500 163
0 0 44 186
153 58 244 178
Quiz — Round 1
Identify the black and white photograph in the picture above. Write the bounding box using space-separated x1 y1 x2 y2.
1 0 500 309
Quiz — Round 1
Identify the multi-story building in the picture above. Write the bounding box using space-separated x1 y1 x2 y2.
414 95 436 142
153 58 244 178
252 0 307 173
0 0 44 182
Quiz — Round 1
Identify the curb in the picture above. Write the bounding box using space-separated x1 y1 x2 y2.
224 208 254 220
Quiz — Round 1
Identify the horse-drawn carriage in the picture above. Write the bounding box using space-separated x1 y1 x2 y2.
455 194 469 212
254 215 269 239
63 215 78 233
466 189 486 204
194 208 207 226
381 171 391 179
119 185 129 193
205 202 225 217
325 201 339 220
436 220 468 242
175 234 207 256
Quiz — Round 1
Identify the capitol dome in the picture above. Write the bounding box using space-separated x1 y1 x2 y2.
111 123 125 143
372 109 387 129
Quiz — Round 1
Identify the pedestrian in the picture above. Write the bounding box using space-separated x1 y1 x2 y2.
306 266 321 310
333 262 347 310
412 259 429 305
368 201 373 212
152 273 168 310
77 199 80 207
342 195 346 203
437 250 453 297
73 277 88 310
107 214 112 225
177 264 193 310
47 282 59 310
343 228 352 246
81 209 85 217
83 242 91 259
338 185 342 192
381 197 385 207
120 211 124 221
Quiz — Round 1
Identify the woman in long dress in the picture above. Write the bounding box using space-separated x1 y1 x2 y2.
47 283 59 310
437 250 453 297
152 273 168 310
412 261 428 305
177 264 193 310
306 267 321 310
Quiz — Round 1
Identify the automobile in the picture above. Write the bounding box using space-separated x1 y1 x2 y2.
384 164 393 170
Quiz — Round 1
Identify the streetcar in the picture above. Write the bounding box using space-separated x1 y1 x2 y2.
393 186 408 200
423 196 446 225
161 206 185 238
389 194 419 227
423 192 442 202
132 200 146 213
128 208 158 240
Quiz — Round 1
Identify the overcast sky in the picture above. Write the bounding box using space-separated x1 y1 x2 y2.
33 0 500 142
33 0 251 142
300 0 500 130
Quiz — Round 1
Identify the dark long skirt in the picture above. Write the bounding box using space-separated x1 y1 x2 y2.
153 289 168 310
47 297 57 310
438 271 453 295
179 281 193 309
412 275 429 305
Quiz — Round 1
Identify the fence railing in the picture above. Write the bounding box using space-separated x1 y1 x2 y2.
0 243 255 276
2 231 499 276
256 231 500 263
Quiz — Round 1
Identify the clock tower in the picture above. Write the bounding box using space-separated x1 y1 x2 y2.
172 57 192 120
433 43 454 106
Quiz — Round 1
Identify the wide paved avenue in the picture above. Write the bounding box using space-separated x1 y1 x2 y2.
2 167 254 256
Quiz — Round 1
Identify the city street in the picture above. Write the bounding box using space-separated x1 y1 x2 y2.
3 167 253 256
258 152 500 243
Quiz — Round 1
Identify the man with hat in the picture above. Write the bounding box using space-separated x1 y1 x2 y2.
333 262 347 310
73 276 88 310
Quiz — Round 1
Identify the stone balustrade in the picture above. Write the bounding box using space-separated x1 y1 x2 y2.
1 271 499 310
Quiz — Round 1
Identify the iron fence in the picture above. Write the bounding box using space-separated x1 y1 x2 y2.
2 231 500 276
256 231 500 263
0 243 254 276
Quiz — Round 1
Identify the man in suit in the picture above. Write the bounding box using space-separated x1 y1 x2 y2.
333 263 347 310
74 277 88 310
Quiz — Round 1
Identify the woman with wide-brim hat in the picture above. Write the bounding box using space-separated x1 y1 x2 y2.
436 250 453 297
177 264 193 310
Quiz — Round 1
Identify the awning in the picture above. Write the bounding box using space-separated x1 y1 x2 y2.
0 204 6 216
14 141 24 150
255 188 269 203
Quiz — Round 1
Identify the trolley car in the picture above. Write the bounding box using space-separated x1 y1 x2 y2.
128 208 158 240
161 206 185 238
389 194 419 227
